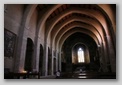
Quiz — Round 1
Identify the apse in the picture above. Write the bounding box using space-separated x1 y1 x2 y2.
61 32 99 72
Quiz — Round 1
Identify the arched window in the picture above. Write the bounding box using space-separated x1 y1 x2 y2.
77 48 85 63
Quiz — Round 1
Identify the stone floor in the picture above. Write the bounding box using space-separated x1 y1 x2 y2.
4 71 116 79
55 72 116 79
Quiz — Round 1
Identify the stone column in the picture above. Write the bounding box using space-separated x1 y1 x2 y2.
102 42 109 72
51 50 54 75
55 51 58 71
98 42 108 72
42 43 48 76
106 35 116 72
14 27 29 73
32 22 40 72
59 51 62 71
32 37 40 72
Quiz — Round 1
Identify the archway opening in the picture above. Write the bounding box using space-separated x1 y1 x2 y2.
72 44 90 64
24 38 34 72
39 44 43 76
61 32 99 73
72 43 91 72
48 47 52 75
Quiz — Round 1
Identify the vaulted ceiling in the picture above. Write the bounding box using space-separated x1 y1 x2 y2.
34 4 116 51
